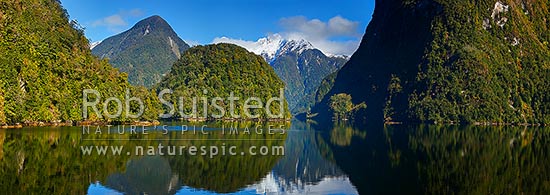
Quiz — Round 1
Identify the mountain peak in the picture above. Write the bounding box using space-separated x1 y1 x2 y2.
91 15 190 87
215 34 319 62
278 39 315 56
130 15 175 36
136 15 168 26
253 34 285 61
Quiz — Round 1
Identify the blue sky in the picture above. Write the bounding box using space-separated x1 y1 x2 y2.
60 0 375 55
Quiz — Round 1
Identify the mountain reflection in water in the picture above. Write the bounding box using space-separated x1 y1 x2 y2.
0 121 548 194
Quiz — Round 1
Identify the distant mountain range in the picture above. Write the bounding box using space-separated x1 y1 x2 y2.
92 15 190 87
215 34 348 114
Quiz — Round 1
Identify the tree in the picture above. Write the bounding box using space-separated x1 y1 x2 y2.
330 93 366 121
0 87 5 124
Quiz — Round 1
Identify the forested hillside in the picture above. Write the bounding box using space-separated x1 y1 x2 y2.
312 0 550 125
156 43 290 120
0 0 160 125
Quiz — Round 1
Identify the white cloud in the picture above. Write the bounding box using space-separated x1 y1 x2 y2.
92 15 127 28
124 9 144 17
212 16 363 56
279 15 359 39
279 15 361 55
90 9 144 33
327 16 361 37
182 39 202 47
212 37 256 48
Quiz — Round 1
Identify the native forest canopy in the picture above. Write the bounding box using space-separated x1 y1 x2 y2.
0 0 161 125
312 0 550 125
156 43 290 119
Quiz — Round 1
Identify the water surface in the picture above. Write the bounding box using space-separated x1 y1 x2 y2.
0 121 548 194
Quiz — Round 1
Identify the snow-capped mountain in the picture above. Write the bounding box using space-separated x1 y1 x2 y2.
252 34 286 62
214 34 317 62
277 39 315 58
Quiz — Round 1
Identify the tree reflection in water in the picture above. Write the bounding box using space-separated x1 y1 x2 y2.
314 122 550 194
1 122 548 194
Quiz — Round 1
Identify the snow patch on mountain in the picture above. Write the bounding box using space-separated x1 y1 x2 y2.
327 53 350 60
278 39 315 56
143 25 151 36
213 34 318 62
253 34 285 61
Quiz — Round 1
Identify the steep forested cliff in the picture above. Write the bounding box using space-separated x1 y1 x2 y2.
0 0 159 124
312 0 550 124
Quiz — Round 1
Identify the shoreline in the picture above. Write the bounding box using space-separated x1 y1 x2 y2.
0 118 291 129
382 121 547 127
1 118 546 129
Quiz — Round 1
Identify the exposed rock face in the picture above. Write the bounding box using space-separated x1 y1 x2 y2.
491 1 510 27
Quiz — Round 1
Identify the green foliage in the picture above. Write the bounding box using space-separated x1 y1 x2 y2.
330 93 353 119
0 0 160 124
92 15 190 87
384 75 403 122
408 0 550 124
0 87 5 124
298 70 340 116
313 0 550 124
156 43 290 119
330 93 366 121
315 71 339 104
127 86 163 121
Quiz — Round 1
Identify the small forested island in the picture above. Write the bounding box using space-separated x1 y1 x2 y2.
155 43 291 121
